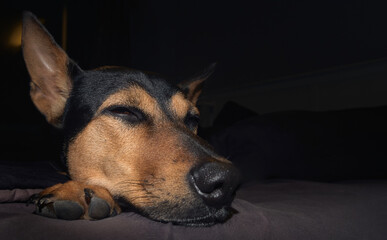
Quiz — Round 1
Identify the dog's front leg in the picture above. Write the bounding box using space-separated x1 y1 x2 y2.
28 181 121 220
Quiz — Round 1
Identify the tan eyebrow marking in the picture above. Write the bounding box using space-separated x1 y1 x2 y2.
169 92 192 119
97 85 162 118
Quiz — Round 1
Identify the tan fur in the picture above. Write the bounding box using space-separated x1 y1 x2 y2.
170 92 199 118
170 93 191 119
66 87 213 212
178 78 205 105
22 16 72 127
169 92 200 134
98 86 161 117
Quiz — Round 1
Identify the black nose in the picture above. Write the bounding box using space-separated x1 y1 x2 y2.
190 162 240 208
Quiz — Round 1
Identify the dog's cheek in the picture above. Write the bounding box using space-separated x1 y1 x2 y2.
67 117 135 184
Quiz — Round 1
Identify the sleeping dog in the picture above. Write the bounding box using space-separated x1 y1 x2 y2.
23 12 239 226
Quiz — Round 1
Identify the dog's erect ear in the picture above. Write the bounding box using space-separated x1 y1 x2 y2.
178 63 216 105
22 12 81 127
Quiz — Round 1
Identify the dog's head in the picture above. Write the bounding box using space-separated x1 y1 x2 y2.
22 12 240 226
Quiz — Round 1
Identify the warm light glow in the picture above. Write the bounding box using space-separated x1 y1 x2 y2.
8 22 22 48
8 18 45 48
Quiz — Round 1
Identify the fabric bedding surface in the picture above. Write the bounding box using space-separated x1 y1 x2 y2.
0 189 41 202
0 161 69 190
1 180 387 240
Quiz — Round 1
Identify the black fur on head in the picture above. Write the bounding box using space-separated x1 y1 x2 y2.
61 67 181 165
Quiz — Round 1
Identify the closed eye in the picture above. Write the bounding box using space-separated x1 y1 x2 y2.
104 105 146 124
184 113 200 131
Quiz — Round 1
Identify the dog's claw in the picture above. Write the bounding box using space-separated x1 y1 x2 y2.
84 188 94 205
26 193 40 206
32 195 85 220
36 194 54 211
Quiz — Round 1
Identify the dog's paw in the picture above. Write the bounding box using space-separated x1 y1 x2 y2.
28 181 120 220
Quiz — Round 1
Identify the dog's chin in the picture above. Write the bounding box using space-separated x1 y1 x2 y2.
115 196 235 227
162 206 235 227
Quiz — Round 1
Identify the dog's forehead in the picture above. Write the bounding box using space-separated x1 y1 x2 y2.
63 68 185 140
73 68 180 111
87 68 177 99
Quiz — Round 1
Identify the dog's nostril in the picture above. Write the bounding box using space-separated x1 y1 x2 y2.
212 182 224 192
192 168 224 194
190 162 240 208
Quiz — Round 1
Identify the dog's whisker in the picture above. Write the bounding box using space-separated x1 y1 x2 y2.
115 180 154 186
116 180 147 184
117 190 144 194
131 195 160 199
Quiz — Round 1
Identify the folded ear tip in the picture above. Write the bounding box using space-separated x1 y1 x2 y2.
207 62 217 73
22 11 33 17
22 11 37 23
22 12 43 39
209 62 217 69
198 62 217 80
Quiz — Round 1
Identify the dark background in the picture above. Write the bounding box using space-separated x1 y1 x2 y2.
1 0 387 168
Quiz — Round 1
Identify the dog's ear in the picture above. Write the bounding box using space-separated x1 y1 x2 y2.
22 12 81 127
178 63 216 105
